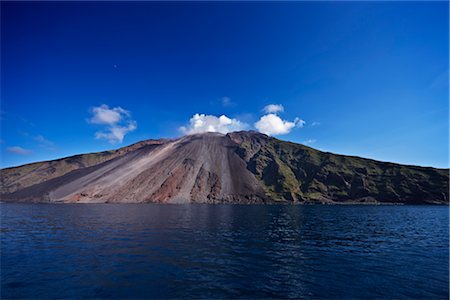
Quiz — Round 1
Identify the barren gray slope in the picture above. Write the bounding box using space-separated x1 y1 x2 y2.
2 133 268 203
0 139 167 194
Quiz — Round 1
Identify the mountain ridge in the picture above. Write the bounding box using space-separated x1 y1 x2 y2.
1 131 448 204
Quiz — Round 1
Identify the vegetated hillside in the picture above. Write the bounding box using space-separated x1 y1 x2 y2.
228 131 449 204
1 131 448 204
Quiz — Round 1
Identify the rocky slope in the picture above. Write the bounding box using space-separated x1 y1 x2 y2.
0 139 167 194
1 131 448 204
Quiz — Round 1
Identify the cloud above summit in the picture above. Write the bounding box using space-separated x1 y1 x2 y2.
179 103 304 136
255 114 304 136
254 103 305 136
88 104 137 144
180 113 248 134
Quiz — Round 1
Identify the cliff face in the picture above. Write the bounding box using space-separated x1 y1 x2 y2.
1 131 448 204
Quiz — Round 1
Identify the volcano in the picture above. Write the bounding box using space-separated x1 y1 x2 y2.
1 131 448 204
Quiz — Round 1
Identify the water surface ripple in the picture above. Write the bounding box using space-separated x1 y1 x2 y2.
1 204 448 299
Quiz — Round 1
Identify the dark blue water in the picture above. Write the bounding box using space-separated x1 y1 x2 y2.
1 204 448 299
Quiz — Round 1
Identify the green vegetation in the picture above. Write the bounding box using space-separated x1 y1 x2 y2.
229 131 449 204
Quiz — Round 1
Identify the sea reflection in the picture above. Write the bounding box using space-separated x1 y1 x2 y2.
1 204 448 299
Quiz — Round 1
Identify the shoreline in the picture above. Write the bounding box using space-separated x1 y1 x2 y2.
0 201 447 206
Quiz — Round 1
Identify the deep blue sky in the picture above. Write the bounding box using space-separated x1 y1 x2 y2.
1 1 448 168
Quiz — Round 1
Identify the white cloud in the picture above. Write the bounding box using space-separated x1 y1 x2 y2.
311 121 320 127
255 114 305 136
294 117 306 128
89 104 129 125
180 113 248 135
88 104 137 144
7 146 32 155
263 104 284 114
95 121 137 144
303 139 317 145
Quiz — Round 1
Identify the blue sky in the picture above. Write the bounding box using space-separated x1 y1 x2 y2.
1 1 448 168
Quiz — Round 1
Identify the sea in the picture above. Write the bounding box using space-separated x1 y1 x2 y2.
1 204 448 299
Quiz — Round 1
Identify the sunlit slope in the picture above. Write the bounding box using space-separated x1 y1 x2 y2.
0 139 166 194
1 131 448 204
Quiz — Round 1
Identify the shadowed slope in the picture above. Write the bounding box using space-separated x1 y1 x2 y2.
228 131 449 204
